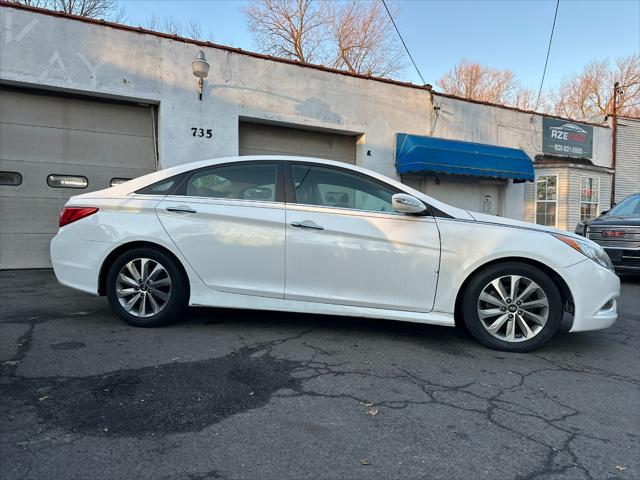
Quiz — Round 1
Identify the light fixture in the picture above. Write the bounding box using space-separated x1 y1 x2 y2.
192 50 210 100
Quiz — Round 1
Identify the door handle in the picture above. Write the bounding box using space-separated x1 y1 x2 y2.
290 221 324 231
166 206 197 214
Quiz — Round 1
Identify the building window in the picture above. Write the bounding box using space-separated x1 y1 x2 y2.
0 171 22 186
110 177 131 187
580 177 599 221
536 175 557 226
47 174 88 189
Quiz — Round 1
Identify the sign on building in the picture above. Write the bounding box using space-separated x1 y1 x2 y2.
542 118 593 158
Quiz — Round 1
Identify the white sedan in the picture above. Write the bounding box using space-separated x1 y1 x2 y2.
50 156 620 352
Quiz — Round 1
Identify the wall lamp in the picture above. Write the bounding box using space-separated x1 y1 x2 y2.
192 50 210 100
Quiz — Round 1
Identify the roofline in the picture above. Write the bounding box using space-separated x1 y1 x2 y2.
533 160 614 174
432 92 609 128
0 1 609 129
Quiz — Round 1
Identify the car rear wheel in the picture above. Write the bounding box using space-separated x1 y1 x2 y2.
462 262 563 352
106 247 188 327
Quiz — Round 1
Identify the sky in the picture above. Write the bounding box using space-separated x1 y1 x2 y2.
119 0 640 91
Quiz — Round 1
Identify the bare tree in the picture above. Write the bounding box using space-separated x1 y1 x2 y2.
437 58 541 110
244 0 328 64
185 17 203 40
551 54 640 119
437 58 516 104
147 14 181 35
329 0 404 77
56 0 120 18
14 0 125 22
244 0 404 77
512 88 540 111
142 14 206 40
12 0 52 7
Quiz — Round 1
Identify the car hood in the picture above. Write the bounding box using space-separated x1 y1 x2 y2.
466 210 572 236
583 215 640 227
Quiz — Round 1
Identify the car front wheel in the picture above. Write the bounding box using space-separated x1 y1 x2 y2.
462 262 563 352
106 247 188 327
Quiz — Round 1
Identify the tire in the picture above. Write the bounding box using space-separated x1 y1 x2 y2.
462 262 563 352
105 247 188 327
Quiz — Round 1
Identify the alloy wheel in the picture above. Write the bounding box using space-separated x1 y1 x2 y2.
476 275 549 343
115 258 172 318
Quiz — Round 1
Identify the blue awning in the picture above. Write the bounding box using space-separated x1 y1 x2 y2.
396 133 535 181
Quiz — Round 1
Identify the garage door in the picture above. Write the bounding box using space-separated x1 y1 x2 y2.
0 88 157 269
239 121 356 164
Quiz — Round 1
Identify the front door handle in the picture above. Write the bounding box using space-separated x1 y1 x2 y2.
166 206 197 214
290 220 324 231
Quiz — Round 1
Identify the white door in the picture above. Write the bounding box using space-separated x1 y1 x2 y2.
156 162 285 298
285 163 441 312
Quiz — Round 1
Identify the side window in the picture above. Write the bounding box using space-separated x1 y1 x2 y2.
186 163 279 201
291 164 396 213
136 176 179 195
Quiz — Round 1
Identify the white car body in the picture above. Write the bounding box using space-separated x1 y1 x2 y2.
50 156 619 335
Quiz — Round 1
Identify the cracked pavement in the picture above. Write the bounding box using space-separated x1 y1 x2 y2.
1 270 638 480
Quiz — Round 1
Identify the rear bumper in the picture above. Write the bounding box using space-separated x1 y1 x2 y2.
561 260 620 332
50 226 109 295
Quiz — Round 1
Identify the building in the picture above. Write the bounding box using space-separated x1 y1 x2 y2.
0 2 616 269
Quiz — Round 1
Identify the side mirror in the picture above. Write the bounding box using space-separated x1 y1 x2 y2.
392 193 427 214
600 210 609 216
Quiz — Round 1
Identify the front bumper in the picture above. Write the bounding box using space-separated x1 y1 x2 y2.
561 259 620 332
603 248 640 274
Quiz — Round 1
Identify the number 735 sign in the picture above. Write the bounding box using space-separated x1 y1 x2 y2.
191 127 212 138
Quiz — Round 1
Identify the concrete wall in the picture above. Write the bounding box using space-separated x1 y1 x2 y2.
0 5 613 221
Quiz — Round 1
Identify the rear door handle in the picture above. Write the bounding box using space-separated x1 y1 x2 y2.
290 221 324 231
166 206 197 214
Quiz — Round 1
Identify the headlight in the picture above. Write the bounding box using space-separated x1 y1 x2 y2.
552 234 614 270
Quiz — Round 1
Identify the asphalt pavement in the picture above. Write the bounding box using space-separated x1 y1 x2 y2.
1 270 638 480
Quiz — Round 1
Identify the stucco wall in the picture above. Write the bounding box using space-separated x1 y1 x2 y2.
0 6 432 180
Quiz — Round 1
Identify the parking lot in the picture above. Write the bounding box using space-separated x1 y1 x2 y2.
1 269 638 480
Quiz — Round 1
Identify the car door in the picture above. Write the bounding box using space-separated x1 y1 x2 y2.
156 161 286 298
284 162 441 312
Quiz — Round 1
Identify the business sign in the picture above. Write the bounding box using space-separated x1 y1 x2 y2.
542 118 593 158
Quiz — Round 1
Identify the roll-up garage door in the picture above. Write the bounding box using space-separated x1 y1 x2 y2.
239 121 357 164
0 88 157 269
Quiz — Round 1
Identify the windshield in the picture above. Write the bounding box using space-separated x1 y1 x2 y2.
606 194 640 217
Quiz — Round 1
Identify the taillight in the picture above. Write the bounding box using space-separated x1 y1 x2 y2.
59 207 99 228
